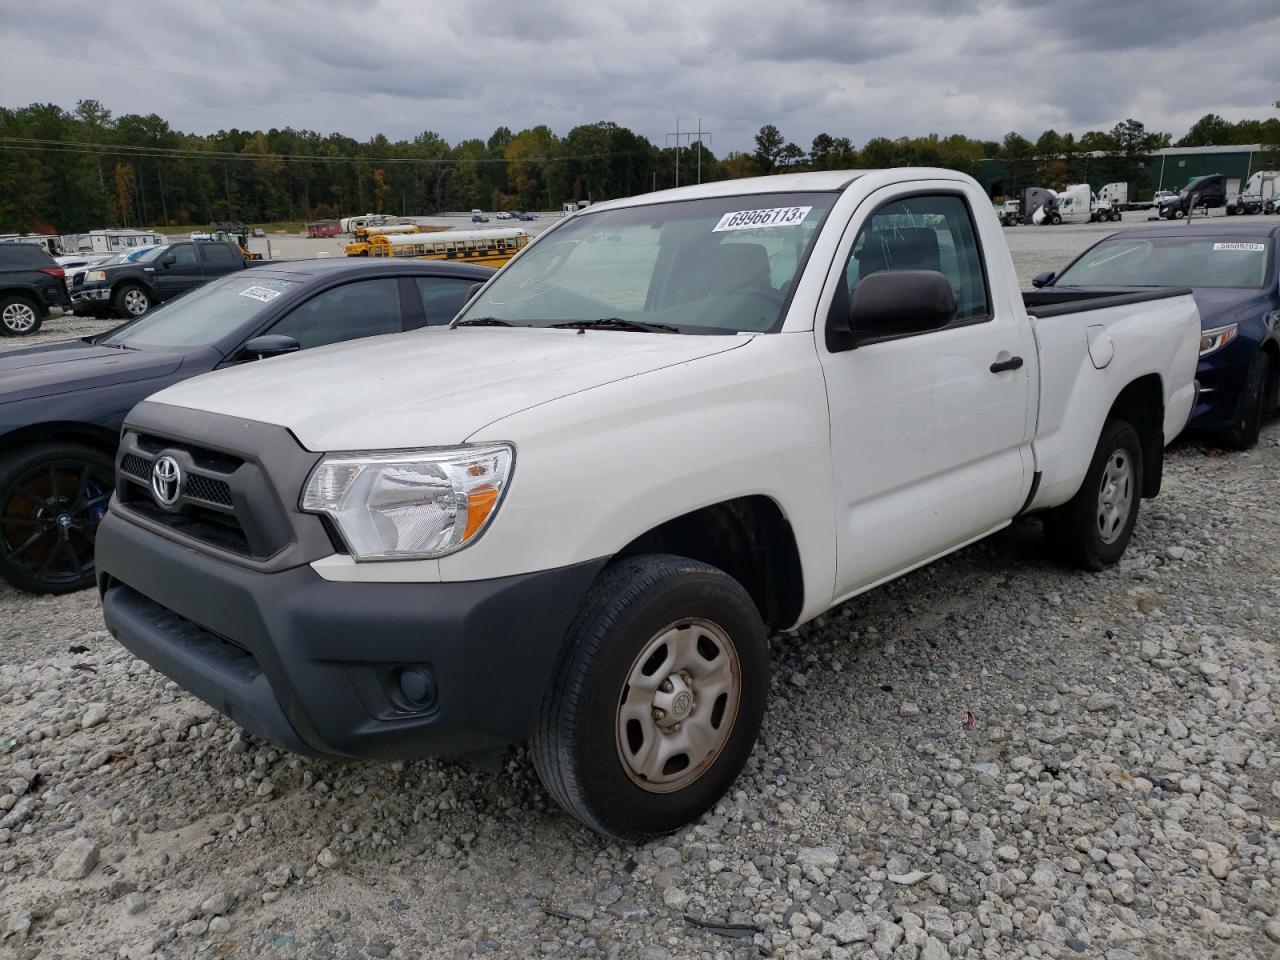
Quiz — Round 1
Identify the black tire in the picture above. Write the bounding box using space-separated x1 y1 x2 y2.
0 293 43 337
1050 213 1062 225
112 283 152 319
1174 209 1185 220
1043 418 1143 572
532 554 769 840
1221 351 1270 451
0 443 115 594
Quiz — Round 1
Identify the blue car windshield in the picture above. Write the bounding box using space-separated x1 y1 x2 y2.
1057 236 1272 289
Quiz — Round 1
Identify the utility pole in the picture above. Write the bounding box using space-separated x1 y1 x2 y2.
666 118 714 186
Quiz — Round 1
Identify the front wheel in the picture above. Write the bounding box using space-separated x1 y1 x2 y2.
112 283 152 318
1221 350 1271 451
532 554 768 840
0 443 115 593
1043 418 1143 571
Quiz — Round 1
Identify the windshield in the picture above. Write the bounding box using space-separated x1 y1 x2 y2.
1056 236 1272 289
458 192 837 334
103 273 299 349
125 244 171 263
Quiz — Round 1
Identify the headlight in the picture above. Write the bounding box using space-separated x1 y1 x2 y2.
301 445 513 561
86 270 107 282
1199 323 1238 357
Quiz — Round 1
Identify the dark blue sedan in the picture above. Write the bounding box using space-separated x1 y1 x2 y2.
1037 222 1279 449
0 258 492 594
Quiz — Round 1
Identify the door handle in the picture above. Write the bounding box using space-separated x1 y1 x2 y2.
990 355 1024 373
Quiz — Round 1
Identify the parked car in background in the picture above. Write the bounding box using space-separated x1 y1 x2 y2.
512 211 536 221
470 209 489 223
1035 221 1279 448
56 253 115 275
95 169 1198 838
0 258 492 594
69 241 248 319
0 242 70 336
494 211 513 220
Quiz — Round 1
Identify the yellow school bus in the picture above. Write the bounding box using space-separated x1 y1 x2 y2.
348 228 529 267
353 222 419 241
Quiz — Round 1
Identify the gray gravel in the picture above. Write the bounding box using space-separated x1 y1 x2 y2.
1 217 1278 960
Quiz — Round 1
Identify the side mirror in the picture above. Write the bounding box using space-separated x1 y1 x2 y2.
838 270 957 347
1031 271 1056 288
161 254 177 267
239 334 300 361
465 281 484 304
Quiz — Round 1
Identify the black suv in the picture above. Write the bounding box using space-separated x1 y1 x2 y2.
71 241 248 319
0 243 70 337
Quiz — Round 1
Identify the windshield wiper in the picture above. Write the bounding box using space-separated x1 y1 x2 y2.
452 316 519 328
549 318 679 334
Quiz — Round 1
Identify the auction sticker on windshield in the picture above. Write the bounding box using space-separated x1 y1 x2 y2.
237 283 288 303
1213 242 1265 252
713 206 812 232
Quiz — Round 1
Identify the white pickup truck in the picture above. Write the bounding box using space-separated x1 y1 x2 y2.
96 169 1200 839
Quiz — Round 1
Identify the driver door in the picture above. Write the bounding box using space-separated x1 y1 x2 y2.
152 244 204 300
818 185 1036 598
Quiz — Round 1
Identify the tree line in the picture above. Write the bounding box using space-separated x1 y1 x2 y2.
1 99 1277 234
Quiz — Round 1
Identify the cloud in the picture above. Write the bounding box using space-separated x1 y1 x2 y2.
0 0 1275 153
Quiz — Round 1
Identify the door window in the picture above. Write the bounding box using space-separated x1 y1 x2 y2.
267 278 403 349
842 194 990 325
200 244 241 268
414 276 480 325
168 244 199 267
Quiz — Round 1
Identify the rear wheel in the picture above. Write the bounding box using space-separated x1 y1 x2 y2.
532 554 768 839
112 284 152 319
0 443 114 594
0 294 42 337
1043 418 1143 571
1221 351 1271 451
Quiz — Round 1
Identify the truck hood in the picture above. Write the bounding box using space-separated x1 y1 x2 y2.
0 340 185 405
147 327 749 450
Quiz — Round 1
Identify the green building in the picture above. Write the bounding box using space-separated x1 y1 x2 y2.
976 143 1275 202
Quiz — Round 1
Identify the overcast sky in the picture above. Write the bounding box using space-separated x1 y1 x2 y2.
2 0 1277 152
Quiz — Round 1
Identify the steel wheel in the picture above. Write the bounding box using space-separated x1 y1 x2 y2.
1 300 38 334
1096 450 1133 545
616 617 741 794
1 459 112 588
122 288 150 316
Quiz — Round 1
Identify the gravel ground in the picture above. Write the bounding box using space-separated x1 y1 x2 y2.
1 432 1277 960
2 216 1278 960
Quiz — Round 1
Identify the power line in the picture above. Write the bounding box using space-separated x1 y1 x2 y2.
0 137 653 165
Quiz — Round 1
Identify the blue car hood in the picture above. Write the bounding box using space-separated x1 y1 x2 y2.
1186 287 1274 329
0 340 185 404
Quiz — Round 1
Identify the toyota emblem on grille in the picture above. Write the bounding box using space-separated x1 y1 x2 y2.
150 455 182 507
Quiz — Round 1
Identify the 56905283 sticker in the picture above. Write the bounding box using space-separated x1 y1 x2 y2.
1212 242 1265 252
713 206 812 232
237 284 286 303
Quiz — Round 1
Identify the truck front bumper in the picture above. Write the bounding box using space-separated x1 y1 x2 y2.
96 509 606 760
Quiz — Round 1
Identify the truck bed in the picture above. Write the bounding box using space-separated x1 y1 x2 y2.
1023 286 1194 318
1023 286 1200 513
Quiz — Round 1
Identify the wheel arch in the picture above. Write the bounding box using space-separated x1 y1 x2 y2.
0 422 120 460
611 494 805 630
1107 373 1164 498
1260 338 1280 413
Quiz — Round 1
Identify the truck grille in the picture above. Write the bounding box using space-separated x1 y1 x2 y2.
115 432 286 560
